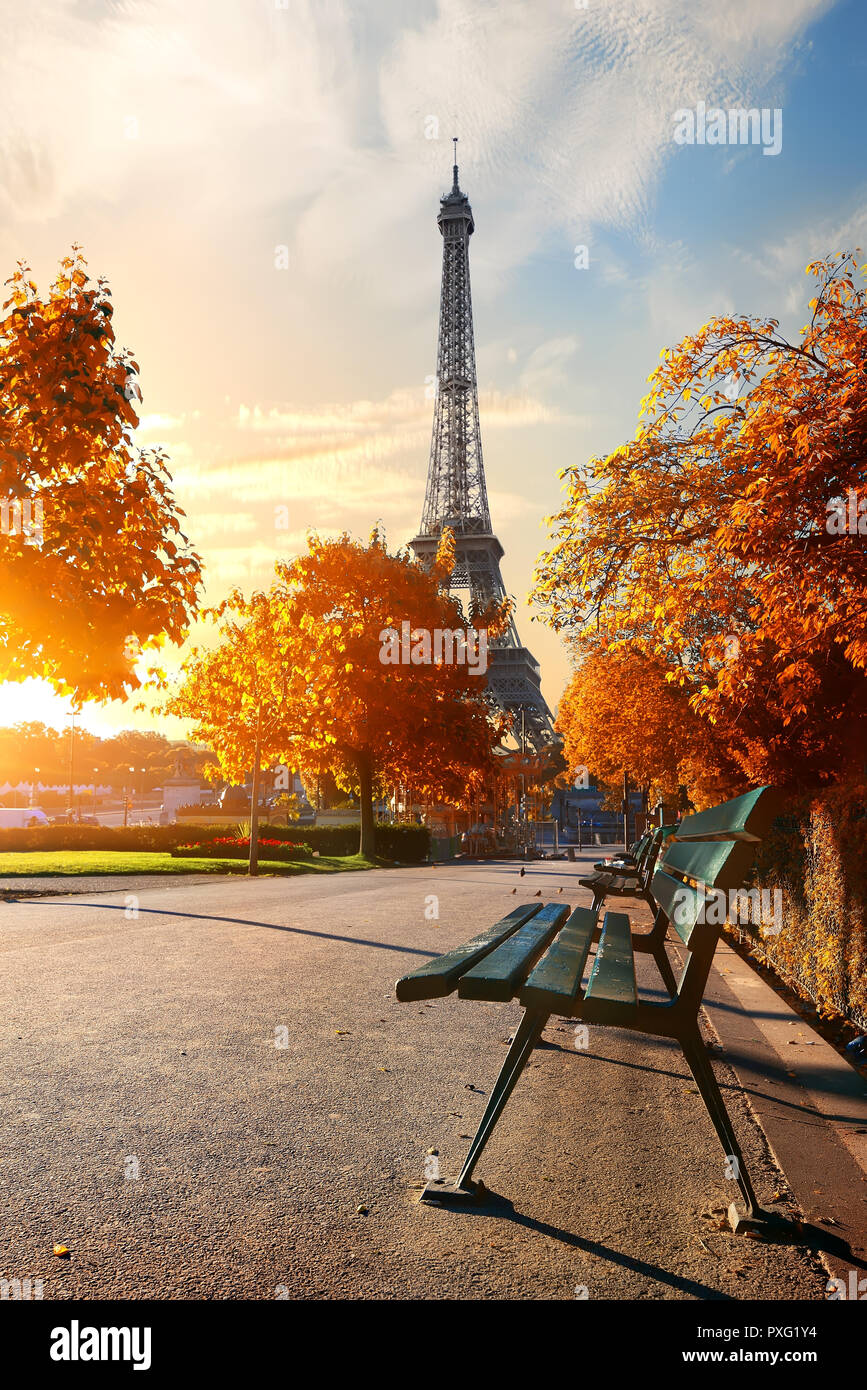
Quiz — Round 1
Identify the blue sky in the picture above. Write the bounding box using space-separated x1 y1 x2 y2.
0 0 864 737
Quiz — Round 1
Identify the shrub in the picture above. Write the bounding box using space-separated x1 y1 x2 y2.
0 819 430 861
171 836 312 863
372 822 430 862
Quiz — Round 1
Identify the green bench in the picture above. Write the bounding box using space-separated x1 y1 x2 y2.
396 786 781 1231
581 823 676 914
592 831 651 873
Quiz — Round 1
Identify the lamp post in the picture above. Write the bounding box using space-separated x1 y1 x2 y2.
30 767 39 807
622 770 630 851
66 709 77 818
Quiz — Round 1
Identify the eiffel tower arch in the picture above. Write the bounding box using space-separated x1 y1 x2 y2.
410 144 557 752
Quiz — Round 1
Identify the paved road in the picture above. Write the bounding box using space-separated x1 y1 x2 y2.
0 860 833 1299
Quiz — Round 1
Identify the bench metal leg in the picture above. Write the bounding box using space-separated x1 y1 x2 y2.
681 1030 760 1217
653 943 679 997
421 1008 549 1201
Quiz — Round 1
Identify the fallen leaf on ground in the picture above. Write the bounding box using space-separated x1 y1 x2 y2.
53 1245 69 1257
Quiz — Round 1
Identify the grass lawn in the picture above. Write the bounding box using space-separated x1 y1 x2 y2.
0 851 376 878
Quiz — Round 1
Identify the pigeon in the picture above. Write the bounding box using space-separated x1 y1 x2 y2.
534 889 542 897
519 867 526 877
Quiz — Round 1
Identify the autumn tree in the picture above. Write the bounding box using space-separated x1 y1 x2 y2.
0 247 202 703
555 648 741 809
153 590 292 874
534 253 867 795
161 529 508 860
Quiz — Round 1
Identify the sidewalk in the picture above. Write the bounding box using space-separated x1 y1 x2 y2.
702 938 867 1280
583 841 867 1281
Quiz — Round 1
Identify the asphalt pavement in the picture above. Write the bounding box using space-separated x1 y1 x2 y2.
1 857 860 1300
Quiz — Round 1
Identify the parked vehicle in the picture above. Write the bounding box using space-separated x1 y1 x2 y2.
0 807 49 829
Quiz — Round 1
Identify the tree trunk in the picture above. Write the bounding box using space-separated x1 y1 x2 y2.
248 713 262 877
357 748 376 860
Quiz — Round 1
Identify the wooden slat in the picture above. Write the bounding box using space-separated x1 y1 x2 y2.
395 904 542 1001
579 871 637 893
584 911 637 1005
458 903 569 1002
651 869 704 945
675 786 779 842
656 839 757 892
520 906 597 1012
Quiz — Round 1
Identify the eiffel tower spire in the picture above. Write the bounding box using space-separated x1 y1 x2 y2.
411 148 556 750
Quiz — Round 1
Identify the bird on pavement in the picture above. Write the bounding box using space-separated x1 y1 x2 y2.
510 887 517 894
558 887 564 894
534 889 542 897
519 867 526 877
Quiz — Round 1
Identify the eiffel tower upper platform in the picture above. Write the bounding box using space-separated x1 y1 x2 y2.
410 143 556 751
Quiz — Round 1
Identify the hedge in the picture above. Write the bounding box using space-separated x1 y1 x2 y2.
0 819 431 862
741 786 867 1029
0 824 232 853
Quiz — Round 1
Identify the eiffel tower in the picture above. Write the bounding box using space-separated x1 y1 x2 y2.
410 142 556 750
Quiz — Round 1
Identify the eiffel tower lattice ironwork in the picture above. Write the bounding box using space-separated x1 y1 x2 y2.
410 142 556 750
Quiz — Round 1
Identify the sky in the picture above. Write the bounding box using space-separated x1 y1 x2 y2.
1 0 865 739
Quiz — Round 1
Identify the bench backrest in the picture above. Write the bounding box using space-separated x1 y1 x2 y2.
636 823 677 889
650 786 779 1011
630 833 652 859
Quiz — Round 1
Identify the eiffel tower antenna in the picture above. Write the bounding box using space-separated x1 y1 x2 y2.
410 149 556 750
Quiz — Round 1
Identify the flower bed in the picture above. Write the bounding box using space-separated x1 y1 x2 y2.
171 836 312 862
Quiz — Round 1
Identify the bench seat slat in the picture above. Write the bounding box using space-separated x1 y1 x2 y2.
579 872 637 894
584 911 637 1005
395 904 542 1001
458 903 570 1002
519 906 597 1012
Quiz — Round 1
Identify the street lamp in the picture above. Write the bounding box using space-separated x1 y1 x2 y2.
30 767 39 807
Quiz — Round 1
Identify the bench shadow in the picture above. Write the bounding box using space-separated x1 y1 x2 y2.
537 1042 867 1131
430 1191 867 1287
425 1194 734 1299
12 900 435 959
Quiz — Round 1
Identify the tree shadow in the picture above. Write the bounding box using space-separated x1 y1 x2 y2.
11 900 435 958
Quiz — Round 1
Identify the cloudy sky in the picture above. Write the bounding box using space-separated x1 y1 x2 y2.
1 0 865 737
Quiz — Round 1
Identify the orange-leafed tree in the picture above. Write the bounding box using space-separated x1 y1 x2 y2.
153 590 292 873
555 646 741 809
534 253 867 793
266 528 509 856
0 248 202 703
161 529 509 860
